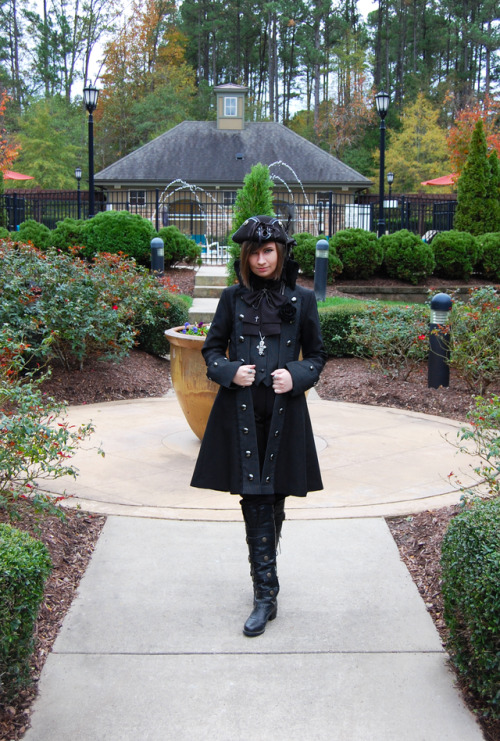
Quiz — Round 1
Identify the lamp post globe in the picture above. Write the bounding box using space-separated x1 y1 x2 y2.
83 84 99 218
75 167 82 220
375 91 390 238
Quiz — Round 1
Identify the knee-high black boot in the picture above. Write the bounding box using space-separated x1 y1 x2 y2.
241 501 279 637
274 497 286 546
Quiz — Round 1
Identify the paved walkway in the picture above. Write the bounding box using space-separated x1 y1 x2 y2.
24 394 485 740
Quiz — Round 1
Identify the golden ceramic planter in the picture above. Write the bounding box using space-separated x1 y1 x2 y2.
164 327 217 440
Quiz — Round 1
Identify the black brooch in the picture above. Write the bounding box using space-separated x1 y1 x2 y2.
279 302 297 322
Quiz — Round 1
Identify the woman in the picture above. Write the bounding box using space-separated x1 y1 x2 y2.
191 215 326 637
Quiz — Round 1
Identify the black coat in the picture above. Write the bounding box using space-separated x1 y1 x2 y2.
190 280 326 498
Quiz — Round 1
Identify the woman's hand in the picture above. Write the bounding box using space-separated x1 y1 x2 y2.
233 364 256 387
271 369 293 394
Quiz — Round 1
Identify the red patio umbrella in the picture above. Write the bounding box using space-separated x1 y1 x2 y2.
420 174 457 186
2 169 35 180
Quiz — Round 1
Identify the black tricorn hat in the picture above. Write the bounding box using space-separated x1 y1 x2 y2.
232 215 296 249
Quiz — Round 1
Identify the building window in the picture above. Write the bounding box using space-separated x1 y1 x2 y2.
224 97 237 117
129 190 146 207
223 191 236 206
317 192 332 205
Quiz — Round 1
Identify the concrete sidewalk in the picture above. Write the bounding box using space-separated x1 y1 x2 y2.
24 395 485 739
25 517 483 740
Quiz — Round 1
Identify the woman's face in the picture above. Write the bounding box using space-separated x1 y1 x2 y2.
248 241 279 280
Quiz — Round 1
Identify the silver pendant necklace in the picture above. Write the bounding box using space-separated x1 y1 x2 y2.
257 332 267 356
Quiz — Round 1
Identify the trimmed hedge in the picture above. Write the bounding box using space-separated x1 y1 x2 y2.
79 211 156 265
441 496 500 719
292 232 343 282
157 225 201 267
330 228 384 280
50 217 86 253
476 232 500 282
0 525 52 700
381 229 436 284
432 230 479 280
13 220 51 250
318 303 367 357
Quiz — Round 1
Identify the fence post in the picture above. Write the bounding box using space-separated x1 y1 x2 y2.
155 189 159 233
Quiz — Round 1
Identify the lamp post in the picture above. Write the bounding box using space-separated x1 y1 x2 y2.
75 167 82 220
386 171 394 233
83 84 99 218
375 91 390 237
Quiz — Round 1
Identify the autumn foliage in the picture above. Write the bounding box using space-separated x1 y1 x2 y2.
447 95 500 176
0 91 19 172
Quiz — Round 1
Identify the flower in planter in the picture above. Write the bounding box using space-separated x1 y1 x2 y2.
181 321 211 336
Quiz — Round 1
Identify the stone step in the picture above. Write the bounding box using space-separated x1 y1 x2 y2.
189 298 219 324
195 266 227 287
193 285 225 299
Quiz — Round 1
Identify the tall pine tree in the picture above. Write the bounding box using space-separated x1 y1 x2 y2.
455 119 498 236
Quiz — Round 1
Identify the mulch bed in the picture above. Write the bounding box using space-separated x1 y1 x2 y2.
1 266 498 740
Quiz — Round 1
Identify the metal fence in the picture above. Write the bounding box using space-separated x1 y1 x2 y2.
1 188 457 250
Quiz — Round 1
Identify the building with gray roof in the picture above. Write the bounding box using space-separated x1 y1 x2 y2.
94 84 372 241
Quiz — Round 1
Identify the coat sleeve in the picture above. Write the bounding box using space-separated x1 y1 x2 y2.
285 290 327 396
201 288 243 389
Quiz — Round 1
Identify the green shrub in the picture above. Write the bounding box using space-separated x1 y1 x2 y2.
157 225 201 267
349 302 428 379
0 241 187 368
449 286 500 395
476 232 500 282
431 230 479 280
15 219 51 250
293 232 343 282
318 304 366 357
80 211 156 265
441 496 500 720
0 227 9 239
381 229 436 284
134 279 190 356
0 327 97 512
331 228 384 280
0 524 52 699
50 217 86 253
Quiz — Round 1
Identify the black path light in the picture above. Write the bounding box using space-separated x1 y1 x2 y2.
75 167 82 220
83 84 99 218
375 91 390 238
314 238 329 302
428 293 452 389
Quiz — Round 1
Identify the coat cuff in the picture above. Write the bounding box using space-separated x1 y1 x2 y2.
206 358 243 388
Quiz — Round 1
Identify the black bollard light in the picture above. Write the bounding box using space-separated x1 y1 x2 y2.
151 237 165 277
314 238 329 302
428 292 452 389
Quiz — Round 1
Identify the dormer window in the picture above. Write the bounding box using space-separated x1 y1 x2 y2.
224 97 237 117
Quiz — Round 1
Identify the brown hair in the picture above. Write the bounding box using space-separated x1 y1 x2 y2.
239 240 286 288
